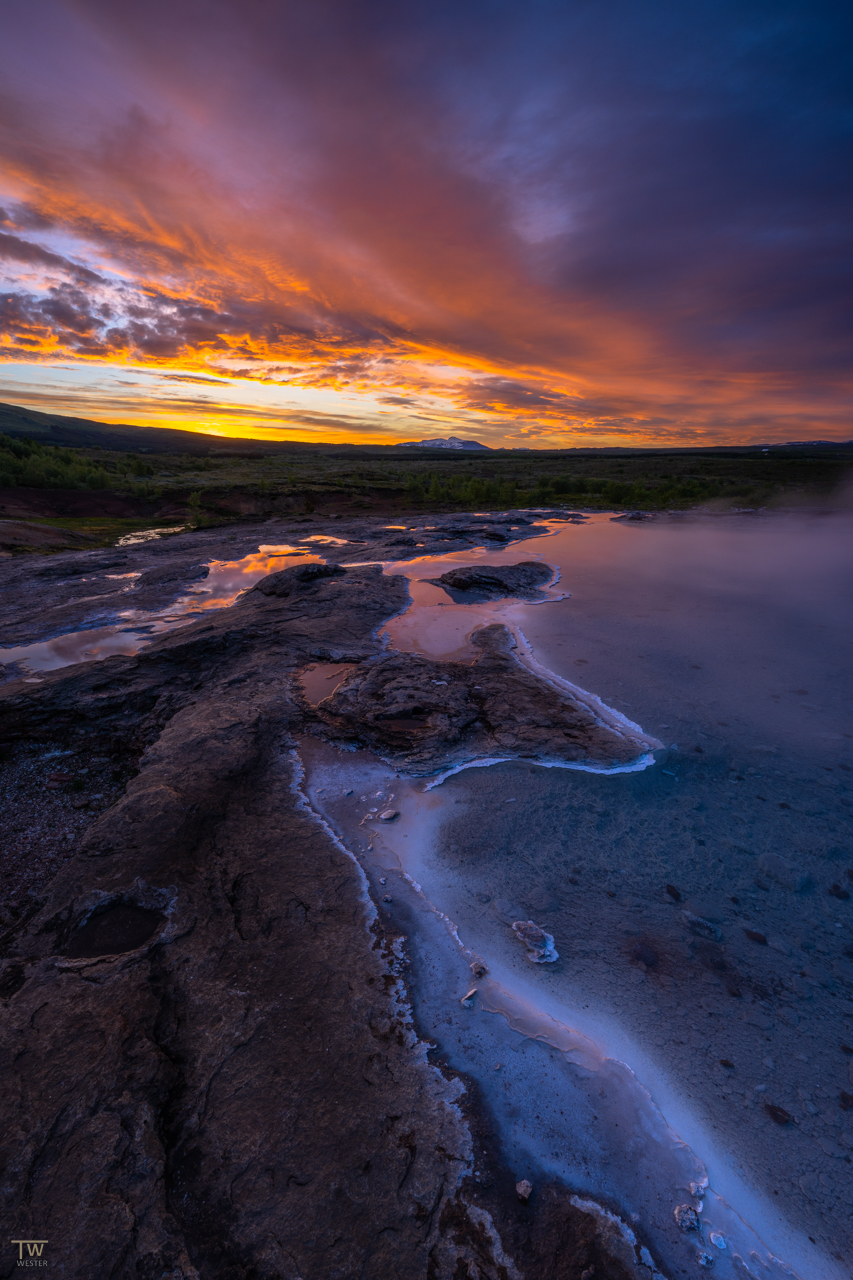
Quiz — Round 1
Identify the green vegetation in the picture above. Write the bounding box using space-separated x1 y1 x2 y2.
1 429 851 522
0 433 156 492
138 443 848 514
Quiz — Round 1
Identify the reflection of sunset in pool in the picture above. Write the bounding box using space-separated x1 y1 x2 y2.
0 547 320 675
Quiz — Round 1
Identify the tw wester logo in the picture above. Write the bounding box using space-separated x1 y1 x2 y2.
10 1240 48 1267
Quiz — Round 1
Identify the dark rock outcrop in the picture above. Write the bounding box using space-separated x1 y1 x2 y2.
314 623 645 774
428 560 553 599
251 560 346 597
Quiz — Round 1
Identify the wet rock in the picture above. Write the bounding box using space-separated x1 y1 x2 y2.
134 562 210 588
252 561 346 597
0 561 511 1278
516 1179 533 1203
34 552 128 576
511 919 559 963
378 809 399 822
673 1204 700 1232
427 560 552 599
316 623 648 775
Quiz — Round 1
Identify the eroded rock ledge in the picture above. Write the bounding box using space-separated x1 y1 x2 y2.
426 560 554 600
313 623 646 774
0 556 649 1279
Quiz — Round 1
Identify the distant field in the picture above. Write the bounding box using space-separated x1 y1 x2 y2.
2 417 852 533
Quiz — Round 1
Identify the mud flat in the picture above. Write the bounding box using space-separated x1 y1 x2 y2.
1 508 851 1278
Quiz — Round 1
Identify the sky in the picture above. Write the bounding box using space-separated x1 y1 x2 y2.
0 0 851 449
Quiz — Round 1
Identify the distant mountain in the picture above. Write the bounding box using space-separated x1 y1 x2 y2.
0 402 350 457
395 435 491 450
0 401 258 455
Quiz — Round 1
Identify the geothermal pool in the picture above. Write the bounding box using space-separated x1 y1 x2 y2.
5 510 853 1276
302 512 853 1280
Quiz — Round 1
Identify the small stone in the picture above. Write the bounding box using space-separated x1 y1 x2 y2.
379 809 399 822
379 878 386 885
719 1059 735 1069
511 920 559 964
460 989 477 1007
698 1253 715 1268
744 929 768 945
515 1179 532 1203
682 911 722 941
666 884 681 902
382 895 392 904
839 1091 853 1111
470 960 488 978
673 1204 699 1232
764 1103 792 1125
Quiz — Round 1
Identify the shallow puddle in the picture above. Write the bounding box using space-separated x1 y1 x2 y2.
0 545 320 674
299 662 358 706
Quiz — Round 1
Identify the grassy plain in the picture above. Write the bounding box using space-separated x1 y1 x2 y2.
2 427 851 541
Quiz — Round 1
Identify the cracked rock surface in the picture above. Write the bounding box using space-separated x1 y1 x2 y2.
314 623 646 775
0 533 643 1280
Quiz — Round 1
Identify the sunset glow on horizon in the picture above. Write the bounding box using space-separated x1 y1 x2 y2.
1 1 851 449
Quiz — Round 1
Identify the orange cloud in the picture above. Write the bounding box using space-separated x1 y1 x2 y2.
1 0 851 447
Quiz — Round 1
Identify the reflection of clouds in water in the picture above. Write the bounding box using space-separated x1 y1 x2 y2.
117 526 186 546
0 548 322 674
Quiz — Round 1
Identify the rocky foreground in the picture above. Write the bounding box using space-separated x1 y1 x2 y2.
0 512 654 1279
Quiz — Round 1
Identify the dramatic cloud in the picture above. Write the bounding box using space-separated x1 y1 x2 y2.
0 0 851 444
